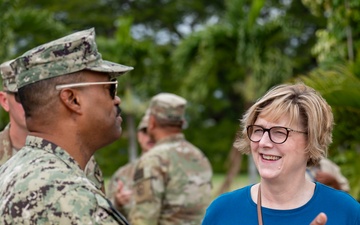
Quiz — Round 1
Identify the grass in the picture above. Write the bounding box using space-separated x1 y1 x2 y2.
104 173 254 200
211 173 252 199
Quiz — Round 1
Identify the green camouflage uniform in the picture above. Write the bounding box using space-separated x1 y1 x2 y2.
86 155 106 192
0 123 105 190
108 160 138 216
0 124 17 166
0 28 133 224
0 136 128 224
129 133 212 225
129 93 213 225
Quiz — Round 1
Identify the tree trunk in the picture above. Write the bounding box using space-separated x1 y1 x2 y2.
345 0 354 62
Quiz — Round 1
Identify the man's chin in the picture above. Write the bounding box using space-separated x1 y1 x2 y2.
101 130 122 148
114 128 122 139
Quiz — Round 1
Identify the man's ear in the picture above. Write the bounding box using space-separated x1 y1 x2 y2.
58 89 82 114
0 91 10 112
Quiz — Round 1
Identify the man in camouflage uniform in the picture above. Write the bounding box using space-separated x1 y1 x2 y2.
107 113 155 217
0 59 27 166
0 60 106 193
0 28 132 224
129 93 213 225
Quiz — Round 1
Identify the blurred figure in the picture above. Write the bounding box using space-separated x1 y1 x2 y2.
129 93 213 225
0 28 133 224
202 83 360 225
306 157 350 192
0 59 27 165
0 59 106 193
107 113 155 217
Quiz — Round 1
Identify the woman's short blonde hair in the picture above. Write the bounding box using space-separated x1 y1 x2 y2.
233 83 334 166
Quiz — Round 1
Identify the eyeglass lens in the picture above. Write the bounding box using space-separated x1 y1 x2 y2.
247 125 289 144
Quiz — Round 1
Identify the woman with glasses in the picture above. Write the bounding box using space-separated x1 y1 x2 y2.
202 83 360 225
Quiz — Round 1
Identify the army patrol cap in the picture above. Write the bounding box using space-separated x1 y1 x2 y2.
14 27 133 89
138 113 150 131
148 93 187 126
0 59 17 92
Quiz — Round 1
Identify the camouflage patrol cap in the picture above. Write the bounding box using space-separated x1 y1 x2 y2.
149 93 187 125
14 27 133 89
0 59 17 92
137 113 150 131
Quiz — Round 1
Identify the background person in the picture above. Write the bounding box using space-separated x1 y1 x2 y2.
202 83 360 225
107 113 155 217
0 59 106 193
129 93 213 225
0 28 133 224
306 157 350 192
0 59 27 165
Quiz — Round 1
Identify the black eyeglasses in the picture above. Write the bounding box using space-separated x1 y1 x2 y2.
55 79 118 99
247 125 307 144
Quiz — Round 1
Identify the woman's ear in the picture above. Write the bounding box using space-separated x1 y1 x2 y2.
58 89 82 114
0 91 10 112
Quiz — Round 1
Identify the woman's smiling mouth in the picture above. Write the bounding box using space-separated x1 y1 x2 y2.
261 154 282 161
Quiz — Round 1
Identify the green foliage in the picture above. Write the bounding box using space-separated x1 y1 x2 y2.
22 0 226 44
338 150 360 200
302 0 360 66
300 66 360 108
184 119 239 173
0 0 68 62
211 173 249 198
300 65 360 200
108 0 225 42
22 0 120 35
0 0 16 61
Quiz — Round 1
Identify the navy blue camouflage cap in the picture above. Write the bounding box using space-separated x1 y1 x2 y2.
13 28 133 89
0 59 17 92
149 93 187 126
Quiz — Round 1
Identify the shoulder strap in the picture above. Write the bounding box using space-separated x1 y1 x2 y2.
257 185 263 225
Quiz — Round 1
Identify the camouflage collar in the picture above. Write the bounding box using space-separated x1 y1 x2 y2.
25 135 83 172
155 133 185 146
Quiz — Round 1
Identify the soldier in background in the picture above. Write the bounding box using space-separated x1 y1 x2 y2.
107 113 155 217
0 59 106 193
0 28 132 224
0 59 27 166
129 93 213 225
306 157 350 192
